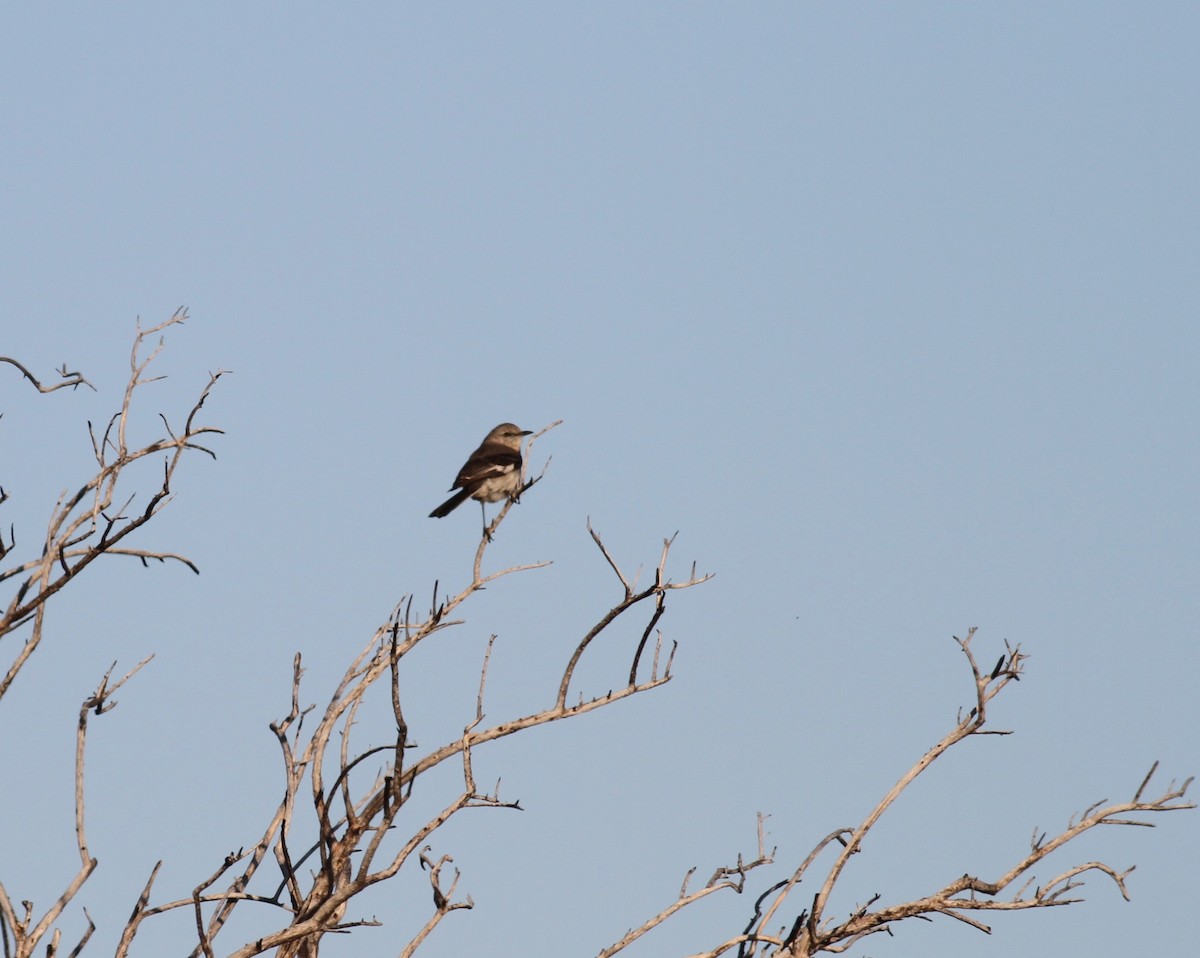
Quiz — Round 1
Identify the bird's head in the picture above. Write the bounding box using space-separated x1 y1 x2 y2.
486 422 533 442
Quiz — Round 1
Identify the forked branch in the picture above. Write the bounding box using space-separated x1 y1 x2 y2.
0 310 226 704
0 356 94 393
596 814 776 958
557 523 710 710
0 657 151 958
729 631 1192 958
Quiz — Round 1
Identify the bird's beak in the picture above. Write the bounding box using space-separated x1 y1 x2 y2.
519 430 533 436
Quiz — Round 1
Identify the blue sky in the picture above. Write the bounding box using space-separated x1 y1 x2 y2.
1 4 1196 957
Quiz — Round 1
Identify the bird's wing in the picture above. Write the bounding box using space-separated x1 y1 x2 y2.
452 449 521 489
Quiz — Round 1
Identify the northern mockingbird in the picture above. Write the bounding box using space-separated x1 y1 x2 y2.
428 423 532 534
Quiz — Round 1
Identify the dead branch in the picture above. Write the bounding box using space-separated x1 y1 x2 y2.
0 310 226 704
0 357 94 393
0 658 151 958
558 524 711 710
596 815 775 958
740 633 1192 957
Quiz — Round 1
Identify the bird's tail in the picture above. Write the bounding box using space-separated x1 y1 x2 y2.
428 489 471 518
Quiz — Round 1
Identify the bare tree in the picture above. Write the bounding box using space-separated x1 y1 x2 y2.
0 317 1192 958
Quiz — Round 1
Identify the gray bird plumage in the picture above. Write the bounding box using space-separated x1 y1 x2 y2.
429 423 532 524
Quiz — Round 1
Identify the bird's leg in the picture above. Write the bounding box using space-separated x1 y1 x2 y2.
480 500 493 542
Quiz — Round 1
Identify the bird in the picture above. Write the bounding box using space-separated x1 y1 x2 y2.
428 423 532 535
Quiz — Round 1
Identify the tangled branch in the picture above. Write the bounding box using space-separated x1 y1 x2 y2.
0 309 227 704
